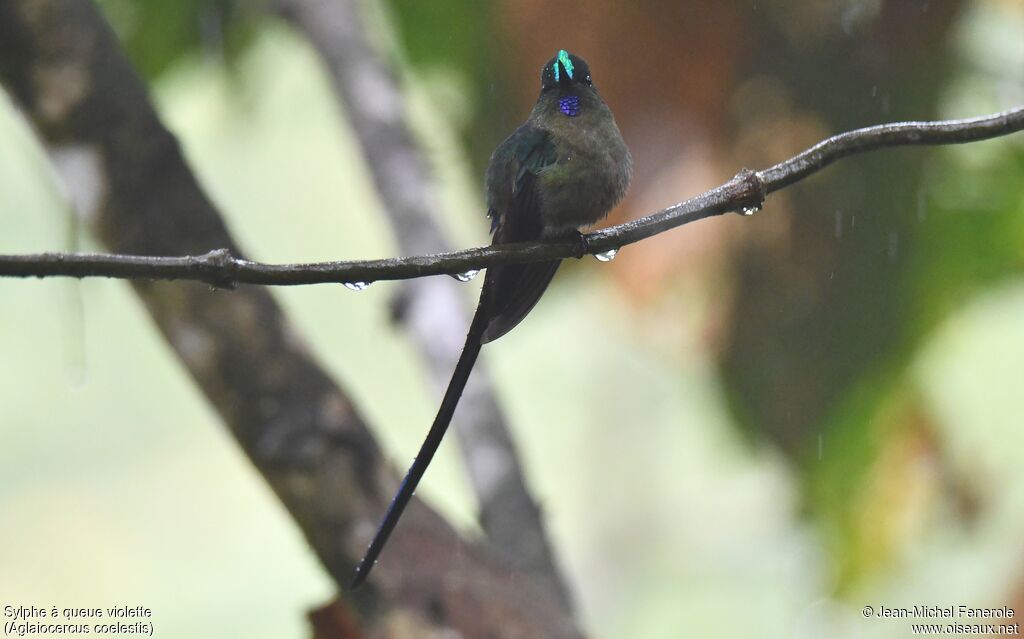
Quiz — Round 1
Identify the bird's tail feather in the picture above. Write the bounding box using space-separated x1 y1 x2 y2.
349 321 484 590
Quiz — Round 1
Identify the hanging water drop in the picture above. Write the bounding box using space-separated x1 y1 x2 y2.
452 269 479 282
344 281 371 291
741 205 761 216
594 248 618 262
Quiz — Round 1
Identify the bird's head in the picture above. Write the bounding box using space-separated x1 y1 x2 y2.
539 50 594 118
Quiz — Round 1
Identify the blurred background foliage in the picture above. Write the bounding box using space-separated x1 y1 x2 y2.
2 0 1023 637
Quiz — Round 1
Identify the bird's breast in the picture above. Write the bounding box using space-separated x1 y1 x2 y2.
538 133 632 233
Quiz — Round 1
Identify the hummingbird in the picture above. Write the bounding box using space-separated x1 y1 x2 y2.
351 49 632 589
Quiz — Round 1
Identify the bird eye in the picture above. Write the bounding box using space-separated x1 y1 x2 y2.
585 74 592 85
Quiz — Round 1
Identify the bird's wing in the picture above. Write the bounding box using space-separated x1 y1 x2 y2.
479 127 562 343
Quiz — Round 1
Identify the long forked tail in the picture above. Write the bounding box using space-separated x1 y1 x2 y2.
349 329 484 590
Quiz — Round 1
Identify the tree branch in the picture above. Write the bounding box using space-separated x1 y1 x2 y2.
2 106 1022 285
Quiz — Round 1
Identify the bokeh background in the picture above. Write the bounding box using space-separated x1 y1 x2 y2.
2 0 1024 637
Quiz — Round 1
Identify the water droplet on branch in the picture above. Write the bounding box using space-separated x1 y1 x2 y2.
594 249 618 262
344 281 371 291
741 205 761 216
451 270 479 282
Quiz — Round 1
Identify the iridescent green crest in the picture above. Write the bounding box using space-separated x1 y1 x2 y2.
553 49 574 82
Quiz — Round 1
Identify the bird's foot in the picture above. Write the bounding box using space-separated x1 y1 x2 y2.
571 230 590 259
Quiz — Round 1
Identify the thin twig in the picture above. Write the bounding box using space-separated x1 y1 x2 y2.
2 106 1022 286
